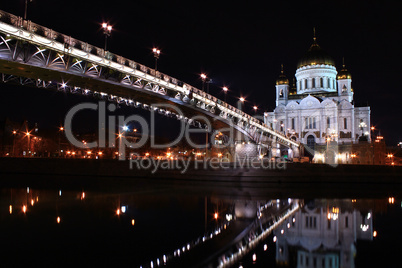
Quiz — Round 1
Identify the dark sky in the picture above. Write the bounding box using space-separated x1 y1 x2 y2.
1 0 401 145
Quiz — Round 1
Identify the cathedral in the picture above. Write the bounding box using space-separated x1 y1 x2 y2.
264 33 371 163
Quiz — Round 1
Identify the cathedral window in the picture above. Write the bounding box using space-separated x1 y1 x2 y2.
327 117 331 128
328 78 331 88
312 78 316 88
291 118 295 130
305 79 308 89
344 118 348 129
305 117 316 129
306 216 317 229
320 77 323 87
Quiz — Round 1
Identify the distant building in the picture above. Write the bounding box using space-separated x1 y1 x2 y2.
264 32 372 163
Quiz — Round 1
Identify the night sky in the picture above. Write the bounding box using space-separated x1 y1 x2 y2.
1 0 401 145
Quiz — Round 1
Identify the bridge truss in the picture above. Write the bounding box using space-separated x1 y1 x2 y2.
0 9 298 151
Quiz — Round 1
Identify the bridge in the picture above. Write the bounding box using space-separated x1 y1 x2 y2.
0 9 299 159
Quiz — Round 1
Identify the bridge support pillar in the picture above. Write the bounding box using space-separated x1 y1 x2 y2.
291 144 300 159
234 141 260 160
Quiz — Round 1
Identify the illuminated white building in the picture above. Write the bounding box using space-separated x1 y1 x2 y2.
264 33 371 160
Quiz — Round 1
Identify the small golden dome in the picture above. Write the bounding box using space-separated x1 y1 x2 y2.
337 61 352 79
276 64 289 85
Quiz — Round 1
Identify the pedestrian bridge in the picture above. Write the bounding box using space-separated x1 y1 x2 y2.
0 9 299 157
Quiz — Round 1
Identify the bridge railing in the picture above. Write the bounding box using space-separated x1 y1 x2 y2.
0 9 297 147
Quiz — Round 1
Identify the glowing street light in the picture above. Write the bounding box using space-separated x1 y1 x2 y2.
12 130 17 156
25 131 31 156
102 22 112 51
253 105 258 114
152 47 161 71
201 73 207 91
222 86 228 102
239 97 245 111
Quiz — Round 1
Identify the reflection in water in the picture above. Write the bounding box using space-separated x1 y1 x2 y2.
273 199 379 268
0 186 398 267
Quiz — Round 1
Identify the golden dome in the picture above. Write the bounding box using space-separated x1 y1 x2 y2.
297 31 335 69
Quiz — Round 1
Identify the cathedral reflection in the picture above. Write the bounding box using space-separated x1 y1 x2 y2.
273 199 384 268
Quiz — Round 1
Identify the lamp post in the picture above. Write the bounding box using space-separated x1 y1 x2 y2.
371 126 375 164
102 23 112 51
26 132 31 157
206 77 212 94
222 86 228 103
201 73 207 92
12 130 17 157
59 127 64 157
24 0 32 20
239 97 245 111
152 48 161 71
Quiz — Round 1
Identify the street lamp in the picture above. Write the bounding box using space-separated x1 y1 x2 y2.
26 132 31 157
371 126 375 164
152 47 161 71
102 23 112 51
12 130 17 157
239 97 245 111
253 106 258 113
59 126 64 157
222 86 228 103
201 73 207 91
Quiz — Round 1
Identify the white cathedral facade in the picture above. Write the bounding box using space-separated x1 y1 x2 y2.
264 35 371 159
